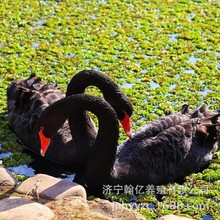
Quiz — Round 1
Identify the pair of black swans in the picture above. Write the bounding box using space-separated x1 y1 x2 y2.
7 70 220 196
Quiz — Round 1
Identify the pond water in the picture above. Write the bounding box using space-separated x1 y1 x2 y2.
169 34 178 42
202 215 212 220
32 42 40 48
8 164 35 177
198 88 212 96
26 149 76 181
31 19 46 31
188 13 196 22
187 55 202 65
183 69 195 74
169 84 176 90
0 148 75 181
140 69 148 74
65 53 75 58
0 152 12 160
121 82 135 89
121 79 160 89
149 81 160 89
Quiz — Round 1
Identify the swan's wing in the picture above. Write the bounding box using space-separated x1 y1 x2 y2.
130 113 190 141
114 121 194 182
132 105 218 140
7 75 65 151
114 116 219 185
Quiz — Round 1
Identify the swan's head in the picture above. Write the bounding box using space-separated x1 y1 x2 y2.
108 94 133 138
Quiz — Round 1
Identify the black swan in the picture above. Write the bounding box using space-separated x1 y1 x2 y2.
7 70 133 168
37 94 220 195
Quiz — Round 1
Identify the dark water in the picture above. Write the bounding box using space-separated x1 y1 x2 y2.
23 149 76 180
0 148 75 181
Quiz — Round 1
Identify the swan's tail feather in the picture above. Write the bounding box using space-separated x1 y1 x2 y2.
200 113 220 125
180 104 190 114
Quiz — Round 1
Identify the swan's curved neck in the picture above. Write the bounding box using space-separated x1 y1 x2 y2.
66 70 120 99
66 70 121 144
37 94 119 183
66 70 133 139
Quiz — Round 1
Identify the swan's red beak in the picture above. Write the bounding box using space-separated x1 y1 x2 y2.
39 128 51 156
120 113 133 138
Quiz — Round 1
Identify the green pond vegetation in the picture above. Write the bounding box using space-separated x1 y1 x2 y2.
0 0 220 219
